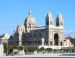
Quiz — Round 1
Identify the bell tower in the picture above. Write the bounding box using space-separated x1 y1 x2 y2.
46 12 54 46
46 12 53 27
55 13 64 46
56 13 63 27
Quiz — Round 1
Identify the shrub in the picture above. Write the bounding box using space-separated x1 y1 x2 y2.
24 46 38 52
39 47 44 52
18 46 23 51
47 48 53 52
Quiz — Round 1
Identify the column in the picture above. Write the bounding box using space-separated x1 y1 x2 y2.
42 38 44 47
19 32 22 46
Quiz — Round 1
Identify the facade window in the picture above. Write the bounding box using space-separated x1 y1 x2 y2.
60 22 63 26
50 21 53 25
28 26 30 28
61 42 62 46
21 28 22 31
50 41 52 45
46 21 49 25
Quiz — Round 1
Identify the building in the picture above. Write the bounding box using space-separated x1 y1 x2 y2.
13 10 64 49
64 36 75 47
0 33 9 44
0 44 4 56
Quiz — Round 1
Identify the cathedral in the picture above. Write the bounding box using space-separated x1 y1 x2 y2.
13 10 64 49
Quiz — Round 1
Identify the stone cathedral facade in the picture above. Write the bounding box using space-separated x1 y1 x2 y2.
13 10 64 49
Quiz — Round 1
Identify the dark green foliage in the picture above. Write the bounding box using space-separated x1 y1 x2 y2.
39 47 44 52
13 45 18 50
24 46 38 52
53 49 57 52
47 48 53 52
18 46 23 51
8 46 13 54
3 43 8 53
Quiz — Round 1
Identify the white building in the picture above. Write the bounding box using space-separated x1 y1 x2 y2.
0 44 4 56
14 10 64 49
1 33 9 44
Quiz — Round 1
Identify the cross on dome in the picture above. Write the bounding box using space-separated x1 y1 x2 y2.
29 9 32 15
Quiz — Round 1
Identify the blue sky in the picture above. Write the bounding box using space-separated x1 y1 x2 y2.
0 0 75 36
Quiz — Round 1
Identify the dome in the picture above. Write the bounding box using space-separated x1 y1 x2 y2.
25 10 35 25
46 11 53 25
47 12 53 19
2 33 9 39
17 24 25 28
57 13 63 23
4 33 9 39
17 24 25 33
57 13 62 19
56 13 63 26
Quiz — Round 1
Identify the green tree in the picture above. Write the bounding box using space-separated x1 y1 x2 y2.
3 43 8 53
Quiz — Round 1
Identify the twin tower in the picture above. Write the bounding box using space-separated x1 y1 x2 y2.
46 12 64 46
46 12 63 27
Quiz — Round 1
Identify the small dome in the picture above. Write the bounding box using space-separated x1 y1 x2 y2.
17 24 25 32
5 33 9 39
25 10 35 25
46 11 53 25
2 33 9 39
25 15 35 24
56 13 63 26
47 12 53 19
17 24 25 28
57 13 62 19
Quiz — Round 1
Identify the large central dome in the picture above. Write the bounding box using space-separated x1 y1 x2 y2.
24 10 35 25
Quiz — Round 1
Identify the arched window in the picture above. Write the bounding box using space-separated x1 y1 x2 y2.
61 42 62 46
54 33 59 46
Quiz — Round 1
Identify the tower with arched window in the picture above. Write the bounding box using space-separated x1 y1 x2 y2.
46 12 64 46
